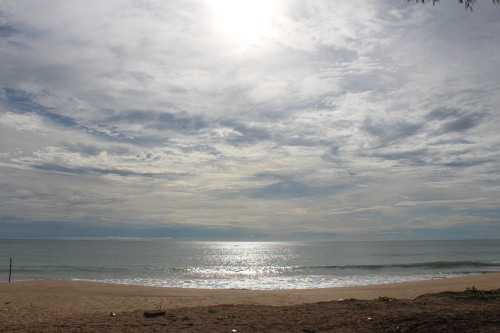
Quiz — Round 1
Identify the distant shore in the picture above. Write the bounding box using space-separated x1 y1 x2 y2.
1 273 499 332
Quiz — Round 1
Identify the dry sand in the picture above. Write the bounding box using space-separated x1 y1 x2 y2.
1 273 499 332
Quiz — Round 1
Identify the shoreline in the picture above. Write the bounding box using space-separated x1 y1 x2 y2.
1 273 499 332
1 272 499 309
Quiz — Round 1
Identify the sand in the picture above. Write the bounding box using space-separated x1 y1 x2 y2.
1 273 499 332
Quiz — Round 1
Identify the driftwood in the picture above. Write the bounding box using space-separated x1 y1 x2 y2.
143 310 166 318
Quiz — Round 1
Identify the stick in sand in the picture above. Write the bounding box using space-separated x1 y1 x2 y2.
9 258 12 282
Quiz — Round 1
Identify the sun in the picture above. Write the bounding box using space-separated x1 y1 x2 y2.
210 0 278 43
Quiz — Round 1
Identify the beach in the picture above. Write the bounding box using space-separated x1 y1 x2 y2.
1 273 499 332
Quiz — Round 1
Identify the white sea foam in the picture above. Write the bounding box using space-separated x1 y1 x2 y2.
92 272 472 290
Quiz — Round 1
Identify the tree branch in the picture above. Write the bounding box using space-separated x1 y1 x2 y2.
407 0 499 11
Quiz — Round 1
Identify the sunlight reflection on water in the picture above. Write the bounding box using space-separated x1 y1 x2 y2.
4 240 499 289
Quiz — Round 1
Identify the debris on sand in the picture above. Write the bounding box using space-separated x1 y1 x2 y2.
143 310 166 318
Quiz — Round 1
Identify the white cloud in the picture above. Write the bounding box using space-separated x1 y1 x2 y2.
0 112 46 132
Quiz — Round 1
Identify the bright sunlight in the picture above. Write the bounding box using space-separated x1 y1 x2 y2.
210 0 279 43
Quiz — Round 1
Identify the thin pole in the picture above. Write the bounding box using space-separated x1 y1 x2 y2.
9 258 12 282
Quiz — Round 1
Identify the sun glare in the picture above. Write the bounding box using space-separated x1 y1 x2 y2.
210 0 278 43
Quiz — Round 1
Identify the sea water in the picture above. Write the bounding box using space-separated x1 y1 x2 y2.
0 239 499 289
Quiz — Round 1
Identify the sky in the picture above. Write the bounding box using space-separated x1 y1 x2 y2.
0 0 499 240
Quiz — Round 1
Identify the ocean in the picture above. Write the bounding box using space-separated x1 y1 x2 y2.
1 239 499 290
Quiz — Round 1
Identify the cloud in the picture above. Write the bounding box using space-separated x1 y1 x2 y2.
1 0 499 239
369 149 429 166
0 24 17 38
0 220 264 240
33 163 187 179
426 107 488 134
0 112 46 132
442 159 492 168
61 143 119 156
3 88 55 114
219 119 272 145
104 110 209 134
362 117 423 147
426 107 460 121
441 113 486 133
2 88 168 146
247 172 353 199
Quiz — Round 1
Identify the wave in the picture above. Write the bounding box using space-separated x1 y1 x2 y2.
301 260 500 271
